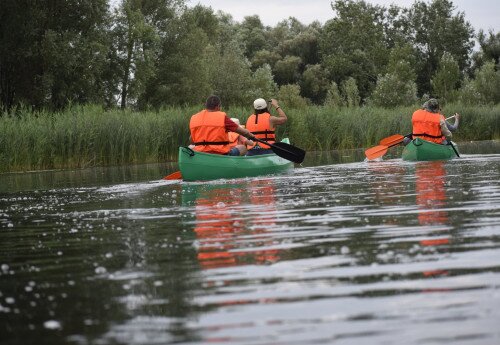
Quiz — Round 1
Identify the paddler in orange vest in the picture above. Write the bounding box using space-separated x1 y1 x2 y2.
246 98 287 156
189 95 256 156
228 118 255 149
403 98 460 145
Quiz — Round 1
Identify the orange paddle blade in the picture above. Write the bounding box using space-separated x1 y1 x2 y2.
163 171 182 180
379 134 404 147
365 145 389 160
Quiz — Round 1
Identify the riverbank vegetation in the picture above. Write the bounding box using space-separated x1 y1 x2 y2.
1 103 498 172
1 0 499 172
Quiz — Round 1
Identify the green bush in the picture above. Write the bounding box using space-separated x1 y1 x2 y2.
0 103 498 172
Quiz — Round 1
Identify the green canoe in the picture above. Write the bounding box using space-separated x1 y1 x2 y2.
402 138 459 161
178 139 294 181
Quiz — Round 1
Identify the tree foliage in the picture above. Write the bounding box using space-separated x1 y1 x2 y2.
1 0 498 112
431 52 460 102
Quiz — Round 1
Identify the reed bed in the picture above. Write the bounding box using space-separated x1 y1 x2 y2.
0 103 498 172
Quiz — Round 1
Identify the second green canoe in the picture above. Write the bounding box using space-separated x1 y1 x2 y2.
402 138 459 161
178 139 294 181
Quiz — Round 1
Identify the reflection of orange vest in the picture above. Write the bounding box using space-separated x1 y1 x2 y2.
189 110 231 154
246 112 275 149
412 109 445 144
416 161 448 225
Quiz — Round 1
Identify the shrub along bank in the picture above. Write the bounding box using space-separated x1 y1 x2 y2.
0 104 498 173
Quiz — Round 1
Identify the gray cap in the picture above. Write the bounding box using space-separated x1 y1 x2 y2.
423 98 439 112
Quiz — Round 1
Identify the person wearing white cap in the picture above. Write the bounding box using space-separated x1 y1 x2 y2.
245 98 287 156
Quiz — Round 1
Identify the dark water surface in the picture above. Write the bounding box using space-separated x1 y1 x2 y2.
1 141 499 345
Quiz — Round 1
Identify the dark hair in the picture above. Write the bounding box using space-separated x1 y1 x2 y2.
254 108 267 115
205 95 221 110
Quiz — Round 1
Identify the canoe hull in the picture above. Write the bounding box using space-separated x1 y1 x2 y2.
179 140 294 181
402 138 459 161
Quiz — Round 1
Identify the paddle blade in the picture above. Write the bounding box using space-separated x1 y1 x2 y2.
163 171 182 180
270 142 306 164
365 145 388 160
379 134 404 147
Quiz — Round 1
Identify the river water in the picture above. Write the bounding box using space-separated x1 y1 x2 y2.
1 141 499 345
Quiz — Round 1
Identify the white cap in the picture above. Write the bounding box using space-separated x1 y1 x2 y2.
230 118 240 126
253 98 267 110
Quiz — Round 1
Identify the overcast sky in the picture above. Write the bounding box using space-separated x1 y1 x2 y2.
187 0 499 33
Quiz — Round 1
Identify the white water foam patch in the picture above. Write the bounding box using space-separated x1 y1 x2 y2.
96 179 175 195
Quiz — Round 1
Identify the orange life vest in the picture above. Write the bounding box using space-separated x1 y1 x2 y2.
246 112 275 149
412 109 445 144
189 110 231 154
228 132 239 148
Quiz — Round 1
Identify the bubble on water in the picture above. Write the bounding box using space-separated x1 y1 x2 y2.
95 266 107 274
216 202 226 208
154 281 163 287
57 251 63 256
43 320 62 330
7 223 14 228
25 286 33 292
1 264 8 272
105 253 113 258
5 297 15 304
340 246 350 254
67 280 75 286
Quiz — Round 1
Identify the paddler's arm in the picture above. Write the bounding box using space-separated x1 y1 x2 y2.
269 99 287 126
440 120 453 141
446 113 460 132
235 126 256 141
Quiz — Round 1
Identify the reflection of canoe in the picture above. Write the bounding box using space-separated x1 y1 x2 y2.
179 139 294 181
402 138 459 161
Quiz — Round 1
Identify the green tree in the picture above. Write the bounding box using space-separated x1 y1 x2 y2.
238 15 269 59
320 0 388 100
208 42 253 106
370 44 418 107
324 82 342 108
341 77 360 107
431 52 460 102
456 77 480 105
274 56 302 85
138 4 216 108
277 84 307 108
473 30 500 69
248 64 278 100
0 0 111 111
300 64 329 104
474 60 500 104
370 74 418 107
251 50 282 70
112 0 182 109
406 0 474 95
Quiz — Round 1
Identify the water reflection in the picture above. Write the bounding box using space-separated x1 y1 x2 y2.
0 144 499 345
415 161 448 225
189 179 281 270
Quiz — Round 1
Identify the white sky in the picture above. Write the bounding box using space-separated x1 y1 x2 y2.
187 0 500 33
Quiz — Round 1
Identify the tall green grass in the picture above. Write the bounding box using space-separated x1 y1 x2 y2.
0 103 498 172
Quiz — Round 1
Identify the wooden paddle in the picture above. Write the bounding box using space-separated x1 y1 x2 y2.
365 115 456 160
252 137 306 164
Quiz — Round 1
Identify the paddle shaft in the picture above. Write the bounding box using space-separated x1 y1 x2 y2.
251 137 305 164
